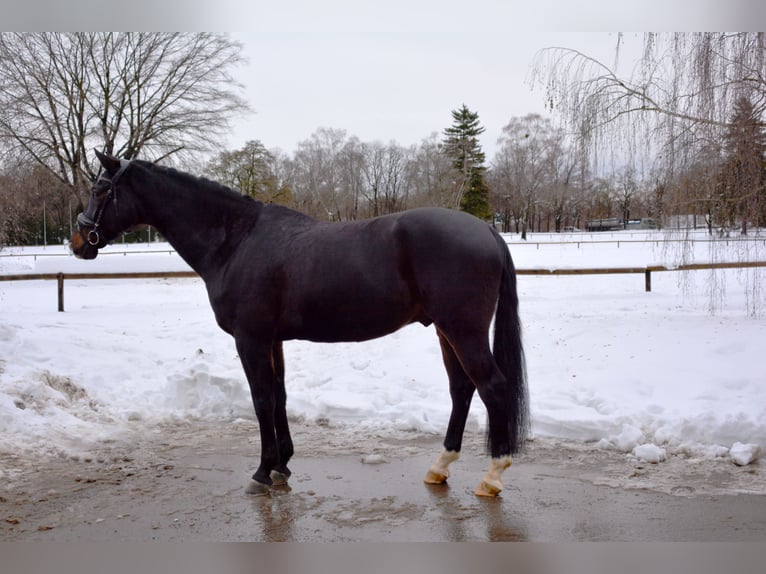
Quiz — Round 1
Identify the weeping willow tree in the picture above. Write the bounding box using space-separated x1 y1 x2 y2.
530 33 766 315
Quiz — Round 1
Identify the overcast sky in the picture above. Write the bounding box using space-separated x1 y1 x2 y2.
217 0 764 159
226 27 634 158
10 0 766 161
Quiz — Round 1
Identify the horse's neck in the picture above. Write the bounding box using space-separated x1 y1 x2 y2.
141 176 254 279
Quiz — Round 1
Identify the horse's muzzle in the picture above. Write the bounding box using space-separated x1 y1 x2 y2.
70 231 99 259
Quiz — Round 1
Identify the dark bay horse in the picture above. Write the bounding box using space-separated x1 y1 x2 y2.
71 151 528 497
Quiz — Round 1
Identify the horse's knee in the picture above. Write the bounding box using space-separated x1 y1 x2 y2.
277 436 294 462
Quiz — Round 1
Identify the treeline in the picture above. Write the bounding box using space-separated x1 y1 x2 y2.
202 97 765 239
3 105 764 246
0 115 766 245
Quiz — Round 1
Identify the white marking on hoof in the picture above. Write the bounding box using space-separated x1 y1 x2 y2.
475 455 512 497
270 470 290 486
245 480 270 496
424 469 449 484
424 449 460 484
475 478 503 497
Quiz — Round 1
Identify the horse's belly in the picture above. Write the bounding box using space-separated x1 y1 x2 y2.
280 292 420 343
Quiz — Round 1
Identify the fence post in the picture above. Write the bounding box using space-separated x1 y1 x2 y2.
57 272 64 312
644 269 652 292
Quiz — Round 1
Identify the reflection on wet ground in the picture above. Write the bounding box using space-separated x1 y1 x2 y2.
2 422 765 541
238 456 529 542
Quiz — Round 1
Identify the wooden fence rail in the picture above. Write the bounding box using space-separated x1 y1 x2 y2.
2 263 766 312
0 271 197 312
518 261 766 293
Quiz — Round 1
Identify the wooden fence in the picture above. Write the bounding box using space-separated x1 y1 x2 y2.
3 262 766 312
0 271 197 312
517 261 766 293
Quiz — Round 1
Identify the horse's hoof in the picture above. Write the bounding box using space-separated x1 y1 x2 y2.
245 480 270 496
424 469 449 485
474 478 502 497
270 470 290 486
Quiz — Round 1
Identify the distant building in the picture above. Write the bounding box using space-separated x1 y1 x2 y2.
585 217 623 232
625 218 659 230
666 214 709 230
585 217 659 231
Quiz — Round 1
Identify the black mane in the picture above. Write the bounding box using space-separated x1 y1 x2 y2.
135 160 258 206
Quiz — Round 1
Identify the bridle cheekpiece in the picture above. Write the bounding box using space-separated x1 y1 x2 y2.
76 159 131 246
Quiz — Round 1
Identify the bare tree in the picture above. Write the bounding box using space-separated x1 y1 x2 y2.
290 128 351 220
614 166 638 226
381 143 410 214
338 137 366 220
665 145 723 234
361 141 411 216
361 142 387 217
492 114 567 238
547 153 579 232
407 133 454 209
205 140 292 205
0 33 248 193
0 157 73 245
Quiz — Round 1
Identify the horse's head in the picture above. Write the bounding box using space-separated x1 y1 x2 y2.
71 150 134 259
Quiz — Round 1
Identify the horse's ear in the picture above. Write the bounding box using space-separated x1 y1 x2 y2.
94 149 122 175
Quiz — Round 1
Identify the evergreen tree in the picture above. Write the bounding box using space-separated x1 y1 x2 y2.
720 96 766 233
443 104 492 220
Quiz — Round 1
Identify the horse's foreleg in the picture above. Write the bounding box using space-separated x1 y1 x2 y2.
270 341 293 487
237 337 279 496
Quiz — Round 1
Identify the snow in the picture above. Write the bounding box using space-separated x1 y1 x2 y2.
1 231 765 468
729 442 761 466
632 443 667 464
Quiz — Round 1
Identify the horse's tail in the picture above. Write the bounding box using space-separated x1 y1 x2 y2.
492 231 529 454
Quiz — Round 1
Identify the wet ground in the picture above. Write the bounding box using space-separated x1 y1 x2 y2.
1 420 765 541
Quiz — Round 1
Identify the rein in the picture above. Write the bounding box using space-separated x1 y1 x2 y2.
77 159 131 246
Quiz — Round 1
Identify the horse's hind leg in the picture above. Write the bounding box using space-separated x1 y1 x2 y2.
424 331 476 485
436 328 514 497
270 341 293 486
465 347 514 497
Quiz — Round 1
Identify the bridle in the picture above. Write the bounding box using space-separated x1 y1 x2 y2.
76 159 131 246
